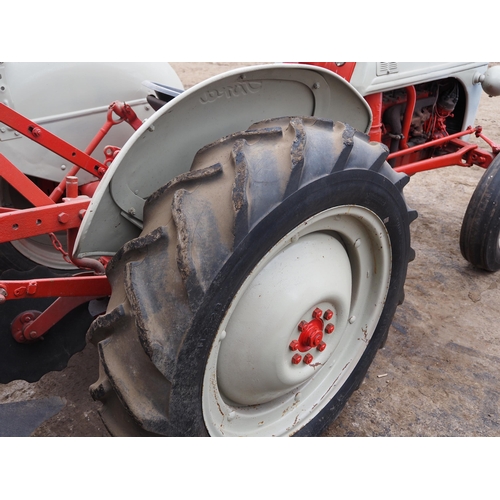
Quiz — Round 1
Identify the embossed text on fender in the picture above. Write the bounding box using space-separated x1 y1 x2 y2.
199 81 262 103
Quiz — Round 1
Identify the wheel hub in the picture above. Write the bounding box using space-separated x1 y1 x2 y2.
289 307 335 364
216 233 352 406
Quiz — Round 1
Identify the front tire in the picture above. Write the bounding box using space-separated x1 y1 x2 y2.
460 155 500 272
88 117 416 436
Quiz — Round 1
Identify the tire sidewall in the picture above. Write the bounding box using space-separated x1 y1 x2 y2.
169 168 411 436
460 154 500 271
479 157 500 270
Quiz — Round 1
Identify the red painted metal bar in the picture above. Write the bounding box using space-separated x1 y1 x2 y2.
476 128 500 154
48 101 143 202
455 138 495 168
13 295 97 343
400 86 416 150
0 154 55 207
0 103 108 179
0 275 111 301
394 142 478 175
110 101 144 131
0 197 89 243
388 126 479 160
48 119 115 202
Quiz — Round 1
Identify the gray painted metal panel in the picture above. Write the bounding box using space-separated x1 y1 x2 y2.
75 64 372 258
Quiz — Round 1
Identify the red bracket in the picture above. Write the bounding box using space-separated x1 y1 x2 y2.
0 275 111 302
390 127 497 174
0 196 90 243
11 295 97 343
0 103 108 180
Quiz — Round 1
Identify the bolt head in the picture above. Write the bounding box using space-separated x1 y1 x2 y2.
21 313 34 323
325 323 335 334
289 340 299 351
312 308 323 319
58 212 70 224
298 320 307 332
303 353 313 364
291 354 302 365
317 342 327 352
324 309 334 320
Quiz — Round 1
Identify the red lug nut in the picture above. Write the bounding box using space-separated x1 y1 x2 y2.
298 320 307 332
289 340 299 351
324 309 334 320
325 323 335 334
303 353 314 364
291 354 302 365
317 341 327 352
312 308 323 319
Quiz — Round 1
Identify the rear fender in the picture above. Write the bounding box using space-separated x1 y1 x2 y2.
74 63 372 258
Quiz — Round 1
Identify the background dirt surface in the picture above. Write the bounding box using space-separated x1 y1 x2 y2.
1 62 499 437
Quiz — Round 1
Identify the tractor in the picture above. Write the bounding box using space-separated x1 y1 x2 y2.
0 62 499 436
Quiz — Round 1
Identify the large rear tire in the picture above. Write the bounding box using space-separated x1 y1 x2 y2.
88 117 416 436
460 155 500 272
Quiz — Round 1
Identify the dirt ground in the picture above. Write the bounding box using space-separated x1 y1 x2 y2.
1 62 499 437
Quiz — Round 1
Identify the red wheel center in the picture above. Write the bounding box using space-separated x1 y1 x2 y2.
297 318 324 352
289 308 334 363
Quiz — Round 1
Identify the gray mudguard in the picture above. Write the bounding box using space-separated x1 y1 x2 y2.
74 63 372 258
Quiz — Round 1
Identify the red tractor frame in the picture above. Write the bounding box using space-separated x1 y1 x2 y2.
0 101 140 343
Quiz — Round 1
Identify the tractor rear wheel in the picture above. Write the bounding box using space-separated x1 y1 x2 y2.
460 155 500 272
88 117 416 436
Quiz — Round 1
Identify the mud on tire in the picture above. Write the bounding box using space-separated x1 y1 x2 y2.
88 117 417 436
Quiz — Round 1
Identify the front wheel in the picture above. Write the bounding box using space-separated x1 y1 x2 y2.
460 155 500 272
88 117 416 436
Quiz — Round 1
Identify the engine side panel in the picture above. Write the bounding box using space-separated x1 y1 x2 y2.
350 62 488 131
